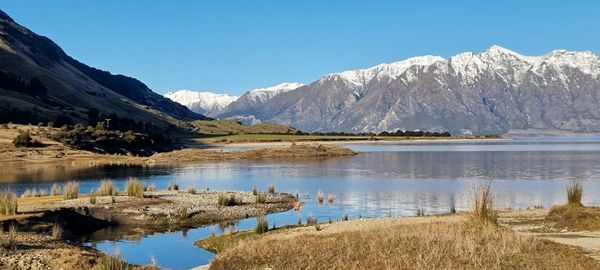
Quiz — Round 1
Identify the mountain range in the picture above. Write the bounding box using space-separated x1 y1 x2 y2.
170 46 600 135
0 9 207 130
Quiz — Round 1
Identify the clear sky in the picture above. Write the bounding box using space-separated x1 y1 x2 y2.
1 1 599 95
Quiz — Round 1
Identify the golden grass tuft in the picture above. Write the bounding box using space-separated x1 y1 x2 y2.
63 181 79 200
51 183 62 196
0 189 18 215
187 186 197 194
168 182 179 191
125 178 144 198
546 205 600 231
316 190 324 204
267 184 275 194
97 179 118 196
252 186 258 196
218 193 240 206
469 183 497 227
51 223 62 239
255 216 269 234
96 251 130 270
567 181 583 206
209 221 600 270
1 223 18 250
327 194 335 204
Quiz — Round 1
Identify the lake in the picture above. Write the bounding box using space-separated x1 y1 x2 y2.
2 137 600 269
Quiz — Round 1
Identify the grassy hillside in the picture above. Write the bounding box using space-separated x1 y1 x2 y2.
192 119 298 135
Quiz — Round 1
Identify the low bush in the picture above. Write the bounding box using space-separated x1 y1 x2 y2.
12 130 42 147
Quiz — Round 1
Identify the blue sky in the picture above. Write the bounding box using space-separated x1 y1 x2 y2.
1 1 599 95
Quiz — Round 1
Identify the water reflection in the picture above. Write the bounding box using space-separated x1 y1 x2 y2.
2 138 600 269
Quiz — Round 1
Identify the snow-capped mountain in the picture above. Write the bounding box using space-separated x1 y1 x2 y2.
216 45 600 135
216 82 305 118
164 90 238 116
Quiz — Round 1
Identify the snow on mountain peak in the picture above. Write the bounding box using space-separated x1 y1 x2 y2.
246 82 305 102
164 90 238 115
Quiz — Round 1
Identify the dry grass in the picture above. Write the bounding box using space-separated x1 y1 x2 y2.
470 183 497 227
255 216 268 234
218 194 240 206
327 194 335 204
546 204 600 231
0 189 18 215
96 251 130 270
1 223 17 250
97 179 118 196
187 186 197 194
267 185 275 194
51 223 62 239
51 183 62 196
252 186 258 196
567 181 583 206
168 182 179 191
316 190 324 204
255 193 266 204
125 177 144 198
209 221 600 270
63 181 79 200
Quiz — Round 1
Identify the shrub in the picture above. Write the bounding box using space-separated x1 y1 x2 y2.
567 181 583 206
97 179 118 196
63 181 79 200
50 183 62 196
218 193 240 206
267 184 275 194
168 182 179 191
96 251 130 270
0 189 18 215
316 190 324 204
470 183 497 227
125 178 144 198
255 216 269 234
12 130 41 147
89 195 97 205
342 214 349 221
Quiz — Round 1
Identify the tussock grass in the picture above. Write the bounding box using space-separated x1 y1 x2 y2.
316 190 324 204
63 181 79 200
97 179 118 196
0 189 18 215
218 194 240 206
327 194 335 204
145 184 157 192
96 251 130 270
255 193 266 204
51 223 62 239
187 186 197 194
567 181 583 206
210 221 600 270
125 178 144 198
267 184 275 194
306 215 317 225
252 186 258 196
51 183 62 196
168 182 179 191
1 223 17 250
470 183 497 227
89 195 97 205
255 216 269 234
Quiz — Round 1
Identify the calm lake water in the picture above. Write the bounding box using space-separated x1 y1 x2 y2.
3 137 600 269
